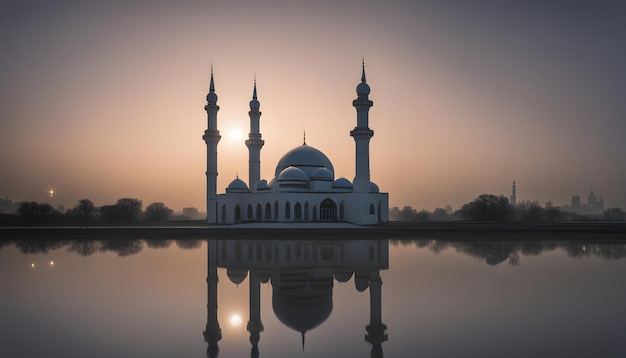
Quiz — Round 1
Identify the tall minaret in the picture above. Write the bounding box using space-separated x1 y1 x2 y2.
351 60 374 193
203 66 221 224
510 181 517 206
245 77 264 191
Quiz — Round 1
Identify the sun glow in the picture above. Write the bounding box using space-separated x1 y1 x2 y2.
229 128 243 142
229 314 243 327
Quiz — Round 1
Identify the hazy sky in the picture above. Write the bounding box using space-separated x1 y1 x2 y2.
2 0 625 212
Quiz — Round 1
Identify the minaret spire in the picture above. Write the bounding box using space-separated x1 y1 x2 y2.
246 75 264 191
361 58 366 82
203 65 221 224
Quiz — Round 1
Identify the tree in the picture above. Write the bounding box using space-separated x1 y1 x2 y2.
517 200 546 221
182 207 201 220
17 201 59 223
144 202 174 222
72 199 98 225
115 198 143 222
602 207 625 221
459 194 513 221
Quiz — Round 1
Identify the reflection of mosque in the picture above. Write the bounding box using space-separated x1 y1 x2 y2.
204 239 389 358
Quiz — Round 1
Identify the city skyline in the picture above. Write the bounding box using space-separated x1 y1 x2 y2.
2 1 625 212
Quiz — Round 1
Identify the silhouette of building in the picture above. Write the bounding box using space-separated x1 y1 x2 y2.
560 189 604 215
204 239 389 357
510 181 517 206
203 62 389 225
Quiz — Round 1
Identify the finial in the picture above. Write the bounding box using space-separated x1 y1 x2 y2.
236 173 239 179
361 58 366 82
253 74 257 100
303 130 306 145
210 64 215 92
301 332 305 351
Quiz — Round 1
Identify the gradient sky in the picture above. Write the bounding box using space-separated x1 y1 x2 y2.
2 0 625 212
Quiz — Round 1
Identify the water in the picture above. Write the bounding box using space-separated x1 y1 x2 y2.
1 237 625 357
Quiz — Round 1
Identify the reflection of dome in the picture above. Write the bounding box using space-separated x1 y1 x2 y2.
275 145 334 177
271 271 333 336
310 167 334 181
278 166 309 182
334 271 353 283
226 177 249 192
355 272 370 292
227 267 248 285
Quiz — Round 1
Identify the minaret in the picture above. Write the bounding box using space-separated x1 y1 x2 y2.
203 66 221 224
351 60 374 193
247 270 264 358
510 181 517 206
204 240 222 357
245 77 264 192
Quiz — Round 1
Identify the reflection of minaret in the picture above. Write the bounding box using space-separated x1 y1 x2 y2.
247 270 264 358
510 181 517 206
365 270 387 358
204 240 222 357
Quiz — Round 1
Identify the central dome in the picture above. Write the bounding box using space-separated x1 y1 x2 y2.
275 144 335 177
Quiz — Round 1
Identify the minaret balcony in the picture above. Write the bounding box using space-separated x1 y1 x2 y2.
203 130 222 143
350 128 374 138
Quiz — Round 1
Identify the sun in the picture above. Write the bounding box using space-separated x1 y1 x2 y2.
229 314 243 327
229 128 243 142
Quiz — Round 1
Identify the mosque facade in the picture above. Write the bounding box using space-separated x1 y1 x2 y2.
203 64 389 225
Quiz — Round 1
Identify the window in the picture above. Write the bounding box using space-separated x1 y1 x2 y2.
256 204 262 220
265 203 271 220
285 202 291 219
234 205 241 222
247 204 253 220
320 198 337 221
294 202 302 219
369 203 375 215
221 205 227 223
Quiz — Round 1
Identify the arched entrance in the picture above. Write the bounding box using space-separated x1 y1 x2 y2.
320 198 337 221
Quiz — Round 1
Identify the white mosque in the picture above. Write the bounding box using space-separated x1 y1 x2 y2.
203 63 388 225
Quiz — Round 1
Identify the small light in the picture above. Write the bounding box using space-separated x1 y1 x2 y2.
49 260 54 266
31 263 35 268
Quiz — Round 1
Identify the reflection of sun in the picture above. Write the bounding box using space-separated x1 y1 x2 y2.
229 314 242 327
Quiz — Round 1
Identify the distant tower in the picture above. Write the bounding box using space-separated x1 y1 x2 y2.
510 181 517 206
351 60 374 192
203 67 221 224
246 77 264 192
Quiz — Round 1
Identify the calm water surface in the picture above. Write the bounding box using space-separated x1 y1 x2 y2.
1 237 625 358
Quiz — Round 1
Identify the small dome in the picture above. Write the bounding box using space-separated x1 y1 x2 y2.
369 182 380 193
334 271 353 283
226 177 249 192
275 144 334 177
357 81 370 96
249 98 260 109
256 179 268 190
310 167 333 181
332 177 353 189
278 166 309 182
206 92 218 102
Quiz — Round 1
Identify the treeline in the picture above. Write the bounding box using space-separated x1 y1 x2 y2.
0 198 205 226
390 194 626 222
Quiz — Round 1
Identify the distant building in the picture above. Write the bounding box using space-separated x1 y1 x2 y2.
510 181 517 206
0 197 19 214
202 63 389 225
561 190 604 215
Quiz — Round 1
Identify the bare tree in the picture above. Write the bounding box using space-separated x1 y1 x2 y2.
72 199 98 225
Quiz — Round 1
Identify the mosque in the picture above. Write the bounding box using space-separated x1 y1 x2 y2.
203 63 389 225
